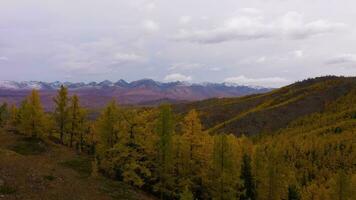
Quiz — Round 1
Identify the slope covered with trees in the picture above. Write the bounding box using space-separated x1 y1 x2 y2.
175 76 356 136
0 76 355 200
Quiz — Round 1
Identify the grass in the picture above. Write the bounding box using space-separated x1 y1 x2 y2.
43 175 56 181
9 137 47 155
59 157 92 178
0 185 16 195
99 178 137 200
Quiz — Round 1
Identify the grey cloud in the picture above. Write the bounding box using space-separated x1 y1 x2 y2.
326 54 356 65
169 63 203 71
0 0 355 85
173 11 346 44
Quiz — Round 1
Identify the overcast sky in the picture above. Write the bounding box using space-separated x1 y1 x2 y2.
0 0 355 87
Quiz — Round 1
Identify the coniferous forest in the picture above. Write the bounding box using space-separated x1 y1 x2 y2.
0 77 355 200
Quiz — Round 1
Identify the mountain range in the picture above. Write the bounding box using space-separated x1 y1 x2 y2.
0 79 271 109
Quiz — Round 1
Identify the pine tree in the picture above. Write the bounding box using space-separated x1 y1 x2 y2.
240 153 256 200
17 90 47 138
53 85 69 143
155 104 175 199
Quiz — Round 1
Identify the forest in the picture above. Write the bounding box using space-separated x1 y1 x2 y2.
0 80 355 200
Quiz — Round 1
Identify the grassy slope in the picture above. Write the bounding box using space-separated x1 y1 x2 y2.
0 131 155 200
175 76 356 136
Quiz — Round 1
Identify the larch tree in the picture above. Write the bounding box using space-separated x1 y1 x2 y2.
180 109 206 195
17 90 47 138
53 85 69 144
0 103 9 128
68 95 85 148
179 186 194 200
7 104 18 131
329 170 352 200
109 109 151 188
155 104 175 199
210 134 236 200
96 100 121 149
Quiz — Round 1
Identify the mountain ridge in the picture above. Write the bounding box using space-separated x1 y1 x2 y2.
0 79 271 109
0 79 273 90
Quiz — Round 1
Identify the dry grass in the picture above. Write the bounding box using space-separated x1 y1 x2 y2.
0 130 155 200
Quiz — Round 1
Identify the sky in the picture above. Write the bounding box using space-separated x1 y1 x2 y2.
0 0 355 87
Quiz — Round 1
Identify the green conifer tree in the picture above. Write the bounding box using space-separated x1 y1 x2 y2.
240 153 256 200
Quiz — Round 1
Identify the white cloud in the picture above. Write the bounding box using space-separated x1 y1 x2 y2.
256 56 267 63
179 16 192 24
142 19 159 33
114 53 145 63
326 54 356 65
210 67 222 71
240 8 261 15
164 73 192 82
293 50 304 58
173 11 346 44
279 12 346 39
145 2 156 11
0 56 8 61
224 75 290 87
169 62 202 71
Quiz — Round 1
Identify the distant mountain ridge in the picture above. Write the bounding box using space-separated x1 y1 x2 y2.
0 79 270 91
0 79 271 109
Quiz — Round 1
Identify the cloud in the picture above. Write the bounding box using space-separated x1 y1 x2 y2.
173 16 273 43
0 56 8 61
256 56 267 63
209 67 222 71
169 62 202 71
279 12 346 39
240 8 261 15
326 54 356 65
114 53 145 63
179 16 192 24
173 11 346 44
292 50 304 58
224 75 290 87
142 19 160 33
53 39 146 75
164 73 192 82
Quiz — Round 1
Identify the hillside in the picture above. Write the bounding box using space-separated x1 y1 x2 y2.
0 76 355 199
175 76 356 135
0 131 155 200
0 80 270 110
